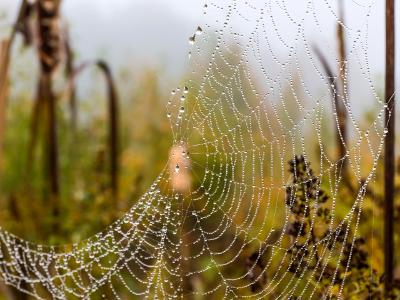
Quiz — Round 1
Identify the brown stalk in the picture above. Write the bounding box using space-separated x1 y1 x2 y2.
26 84 44 172
313 46 349 177
64 28 77 132
0 0 32 175
384 0 395 296
336 0 348 173
0 40 10 173
63 60 120 199
96 60 120 200
36 0 62 223
0 2 36 297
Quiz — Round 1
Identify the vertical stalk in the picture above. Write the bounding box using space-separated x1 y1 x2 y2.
336 0 348 173
97 61 119 199
0 40 10 172
43 74 60 211
64 31 77 133
1 0 31 175
313 46 351 184
384 0 395 296
36 0 62 225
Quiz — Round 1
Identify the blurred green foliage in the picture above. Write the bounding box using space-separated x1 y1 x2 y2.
0 68 172 245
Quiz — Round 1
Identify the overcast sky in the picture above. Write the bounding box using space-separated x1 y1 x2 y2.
0 0 399 111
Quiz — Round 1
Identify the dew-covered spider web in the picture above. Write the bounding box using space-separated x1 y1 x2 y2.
0 0 391 299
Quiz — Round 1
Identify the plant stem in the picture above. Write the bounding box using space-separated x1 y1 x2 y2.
336 0 348 174
36 0 62 229
97 61 119 200
384 0 395 296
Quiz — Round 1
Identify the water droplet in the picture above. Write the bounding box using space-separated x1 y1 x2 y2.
203 4 208 14
181 95 186 101
167 112 171 118
196 26 203 35
175 164 180 173
183 86 189 94
179 106 185 113
189 35 195 45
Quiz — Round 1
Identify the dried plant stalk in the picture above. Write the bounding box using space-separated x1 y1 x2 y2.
0 40 11 172
1 0 33 174
336 0 348 172
1 2 37 297
37 0 62 73
313 47 347 164
96 60 120 199
36 0 62 220
384 0 395 296
62 60 120 199
64 29 77 132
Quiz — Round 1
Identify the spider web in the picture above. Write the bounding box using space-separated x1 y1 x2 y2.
0 0 389 299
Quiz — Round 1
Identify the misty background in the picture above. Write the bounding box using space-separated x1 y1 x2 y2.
0 0 399 122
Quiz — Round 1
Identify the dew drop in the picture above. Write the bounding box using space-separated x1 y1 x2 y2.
196 26 203 35
189 35 196 45
203 4 208 14
175 164 180 173
183 86 189 94
179 106 185 113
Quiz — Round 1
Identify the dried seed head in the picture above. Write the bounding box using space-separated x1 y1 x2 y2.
37 0 61 73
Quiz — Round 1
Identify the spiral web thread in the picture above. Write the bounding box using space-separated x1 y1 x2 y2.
0 0 390 299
